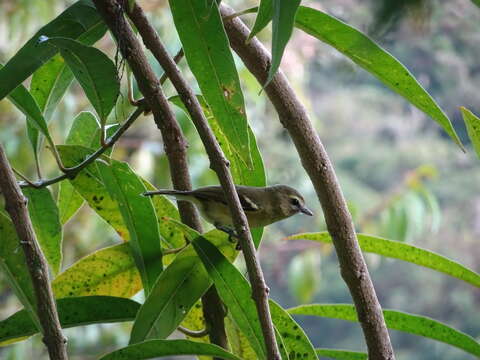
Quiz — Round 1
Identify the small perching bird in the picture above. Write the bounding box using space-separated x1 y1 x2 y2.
143 185 313 229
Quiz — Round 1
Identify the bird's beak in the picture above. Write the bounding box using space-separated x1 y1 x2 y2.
299 205 313 216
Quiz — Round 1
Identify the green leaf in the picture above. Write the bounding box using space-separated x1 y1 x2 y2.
0 296 140 346
0 214 40 331
57 145 183 245
461 107 480 159
42 37 119 123
248 0 273 40
26 55 73 159
265 0 301 86
269 300 318 360
129 228 236 343
26 20 107 158
22 187 63 275
58 111 100 224
169 0 251 166
0 64 53 145
97 161 163 295
129 245 211 344
169 95 266 246
53 243 141 299
192 236 267 360
288 304 480 358
100 339 242 360
0 0 106 101
287 232 480 288
295 6 463 149
287 251 320 304
315 348 367 360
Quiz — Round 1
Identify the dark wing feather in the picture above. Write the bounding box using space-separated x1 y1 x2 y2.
192 186 260 212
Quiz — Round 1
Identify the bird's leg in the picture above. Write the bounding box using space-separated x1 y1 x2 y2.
214 224 239 243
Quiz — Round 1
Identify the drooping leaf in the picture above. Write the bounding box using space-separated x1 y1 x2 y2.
265 0 301 86
286 232 480 288
53 243 141 299
269 300 318 360
1 64 53 145
97 160 163 295
248 0 273 40
192 236 267 360
26 20 107 159
169 0 251 166
169 95 266 245
315 348 367 360
100 339 242 360
225 316 258 360
295 6 463 149
288 304 480 358
22 187 63 275
129 227 236 344
0 0 106 101
0 214 40 331
42 37 120 124
57 145 183 246
461 107 480 159
0 296 140 346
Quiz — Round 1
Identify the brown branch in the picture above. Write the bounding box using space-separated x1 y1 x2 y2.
0 144 68 360
220 5 395 360
127 3 280 359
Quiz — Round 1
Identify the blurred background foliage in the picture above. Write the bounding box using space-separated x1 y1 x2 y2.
0 0 479 359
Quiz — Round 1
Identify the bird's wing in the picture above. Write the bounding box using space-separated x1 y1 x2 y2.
193 187 260 212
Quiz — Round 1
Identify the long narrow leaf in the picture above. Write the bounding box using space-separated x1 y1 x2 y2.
286 232 480 288
97 161 163 295
0 214 40 331
289 304 480 358
0 296 140 346
266 0 301 86
129 228 236 344
269 300 318 359
192 236 267 360
248 0 273 41
23 187 63 275
315 348 367 360
294 6 463 149
0 0 106 100
100 339 242 360
169 0 251 166
461 107 480 159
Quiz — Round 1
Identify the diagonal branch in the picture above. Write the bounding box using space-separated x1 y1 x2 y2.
220 4 395 360
126 3 280 359
0 144 68 360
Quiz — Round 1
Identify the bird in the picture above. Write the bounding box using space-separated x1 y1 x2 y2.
143 184 313 229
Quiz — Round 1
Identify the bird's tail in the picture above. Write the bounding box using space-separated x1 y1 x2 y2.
143 189 192 197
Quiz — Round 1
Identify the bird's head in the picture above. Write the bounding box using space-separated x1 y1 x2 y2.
271 185 313 218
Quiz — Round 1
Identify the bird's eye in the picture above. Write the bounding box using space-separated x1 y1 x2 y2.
290 197 300 206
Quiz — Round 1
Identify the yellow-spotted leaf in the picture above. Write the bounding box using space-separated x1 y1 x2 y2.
286 232 480 288
288 304 480 358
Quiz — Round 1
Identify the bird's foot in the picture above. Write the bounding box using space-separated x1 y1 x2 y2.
215 225 239 244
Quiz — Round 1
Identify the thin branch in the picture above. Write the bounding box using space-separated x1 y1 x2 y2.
18 105 144 189
0 144 68 360
177 325 209 338
127 3 279 359
220 4 395 360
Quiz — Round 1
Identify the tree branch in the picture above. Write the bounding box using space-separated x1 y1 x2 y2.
220 5 395 360
0 144 68 360
126 3 280 359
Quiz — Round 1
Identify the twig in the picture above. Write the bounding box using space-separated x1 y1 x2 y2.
18 105 144 189
127 3 279 359
177 325 209 338
220 4 395 360
0 144 68 360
